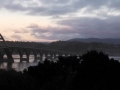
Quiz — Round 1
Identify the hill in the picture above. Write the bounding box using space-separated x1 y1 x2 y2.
68 38 120 44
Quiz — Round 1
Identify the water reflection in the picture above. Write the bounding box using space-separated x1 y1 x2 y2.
1 55 120 71
0 55 58 71
0 60 39 71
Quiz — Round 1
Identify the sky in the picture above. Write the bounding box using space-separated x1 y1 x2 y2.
0 0 120 42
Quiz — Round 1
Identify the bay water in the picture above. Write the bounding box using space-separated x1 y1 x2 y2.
0 55 120 71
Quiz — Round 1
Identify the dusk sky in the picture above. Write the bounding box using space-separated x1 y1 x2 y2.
0 0 120 42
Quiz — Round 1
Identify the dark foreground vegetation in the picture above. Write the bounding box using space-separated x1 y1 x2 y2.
0 50 120 90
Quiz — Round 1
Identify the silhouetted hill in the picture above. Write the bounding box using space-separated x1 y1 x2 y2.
68 38 120 44
1 40 120 56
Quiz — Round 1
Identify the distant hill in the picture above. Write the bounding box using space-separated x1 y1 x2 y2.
67 38 120 44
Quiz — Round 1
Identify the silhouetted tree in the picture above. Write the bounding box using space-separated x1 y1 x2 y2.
0 50 120 90
71 50 120 90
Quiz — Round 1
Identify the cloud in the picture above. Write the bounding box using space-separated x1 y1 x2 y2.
14 29 28 33
27 24 79 40
1 0 120 17
1 0 120 41
57 16 120 38
27 15 120 40
9 14 120 41
11 35 22 40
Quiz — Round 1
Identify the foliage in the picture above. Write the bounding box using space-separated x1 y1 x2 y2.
0 50 120 90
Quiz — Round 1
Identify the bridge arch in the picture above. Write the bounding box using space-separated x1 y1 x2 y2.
0 34 80 62
0 34 14 62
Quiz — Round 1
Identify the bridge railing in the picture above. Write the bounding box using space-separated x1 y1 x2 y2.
5 46 80 55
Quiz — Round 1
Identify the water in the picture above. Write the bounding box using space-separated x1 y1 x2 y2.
0 55 50 71
0 55 120 71
109 56 120 62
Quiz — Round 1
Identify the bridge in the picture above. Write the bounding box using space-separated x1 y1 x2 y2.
0 34 80 62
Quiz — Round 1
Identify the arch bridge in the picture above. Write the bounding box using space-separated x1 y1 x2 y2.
0 34 80 62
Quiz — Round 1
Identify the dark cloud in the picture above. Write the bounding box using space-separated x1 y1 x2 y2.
0 0 45 14
40 0 69 4
57 16 120 38
27 15 120 40
0 0 26 11
1 0 120 40
25 0 120 16
1 0 120 16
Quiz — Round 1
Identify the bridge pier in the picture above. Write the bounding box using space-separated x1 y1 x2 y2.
50 53 54 60
44 52 48 59
0 52 3 60
34 54 43 61
18 49 30 62
53 52 58 60
3 48 14 62
36 51 45 61
0 33 81 63
19 54 29 62
49 52 59 61
20 57 28 62
48 51 54 60
45 52 50 60
20 58 29 62
64 53 69 57
0 48 14 62
33 50 43 61
0 34 13 62
39 51 43 61
58 53 62 57
32 50 38 62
